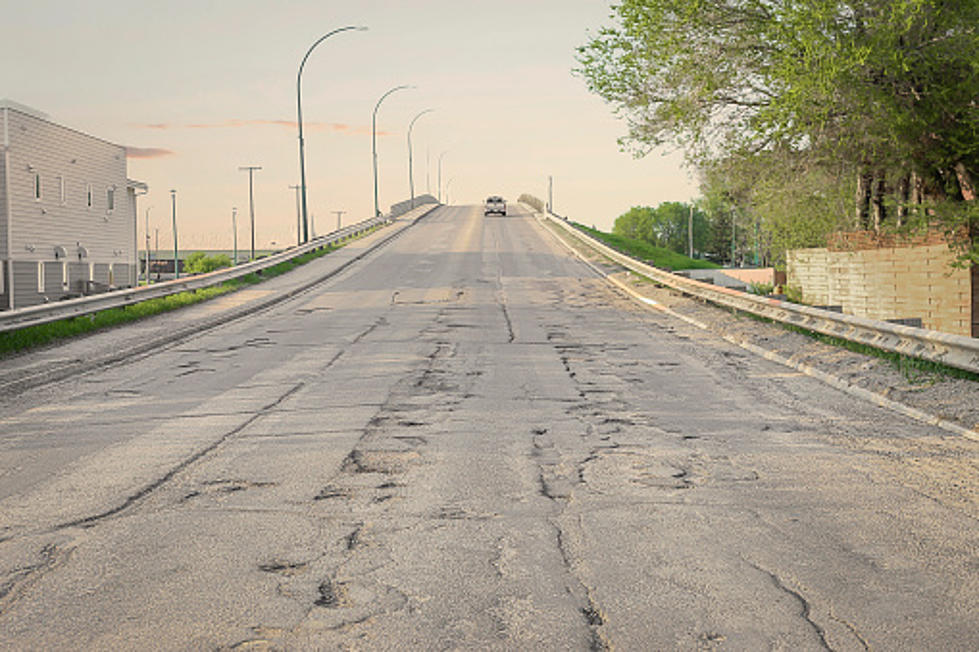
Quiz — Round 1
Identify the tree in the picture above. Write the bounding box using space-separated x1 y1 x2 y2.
613 206 655 242
577 0 979 261
613 203 711 257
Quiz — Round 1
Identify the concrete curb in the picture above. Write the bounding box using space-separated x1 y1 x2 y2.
533 208 979 443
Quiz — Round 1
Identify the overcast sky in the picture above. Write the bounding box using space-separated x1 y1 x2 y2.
2 0 695 248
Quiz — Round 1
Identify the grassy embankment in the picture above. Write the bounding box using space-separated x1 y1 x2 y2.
571 223 720 271
0 229 377 358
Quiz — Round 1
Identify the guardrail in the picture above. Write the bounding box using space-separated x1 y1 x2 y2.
0 204 436 334
539 209 979 374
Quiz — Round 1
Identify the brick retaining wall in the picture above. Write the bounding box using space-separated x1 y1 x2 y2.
787 242 975 337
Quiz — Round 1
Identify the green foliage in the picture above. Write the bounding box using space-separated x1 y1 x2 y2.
783 285 804 303
577 0 979 264
184 252 233 274
748 282 773 296
740 309 979 383
612 202 711 257
0 284 238 358
573 222 719 271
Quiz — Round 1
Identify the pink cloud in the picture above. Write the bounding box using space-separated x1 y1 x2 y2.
134 119 387 136
126 146 175 158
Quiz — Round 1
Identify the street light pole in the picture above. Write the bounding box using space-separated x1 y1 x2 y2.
232 207 238 266
407 108 434 211
445 177 456 205
372 84 413 218
170 189 178 279
239 166 261 261
438 150 448 204
288 184 301 245
297 26 367 244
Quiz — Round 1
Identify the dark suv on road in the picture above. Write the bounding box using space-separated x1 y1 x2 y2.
484 196 506 216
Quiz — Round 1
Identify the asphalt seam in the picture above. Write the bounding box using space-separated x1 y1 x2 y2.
533 212 979 443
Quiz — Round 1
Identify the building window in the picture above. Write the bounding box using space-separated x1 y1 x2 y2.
58 176 65 204
106 187 115 212
34 173 42 201
37 262 45 293
86 183 93 209
62 262 69 291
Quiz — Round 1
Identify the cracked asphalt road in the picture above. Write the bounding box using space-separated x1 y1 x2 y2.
1 204 977 650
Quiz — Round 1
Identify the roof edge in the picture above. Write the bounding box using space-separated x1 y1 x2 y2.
0 99 50 121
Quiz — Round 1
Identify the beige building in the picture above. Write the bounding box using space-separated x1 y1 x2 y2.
0 100 146 310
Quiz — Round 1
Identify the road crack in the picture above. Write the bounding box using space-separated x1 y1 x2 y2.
0 543 73 617
51 381 305 532
744 560 833 650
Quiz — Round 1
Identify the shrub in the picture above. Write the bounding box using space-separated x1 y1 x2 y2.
185 252 233 274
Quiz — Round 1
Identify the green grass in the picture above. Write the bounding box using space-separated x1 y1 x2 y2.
0 230 373 358
735 309 979 384
571 223 720 271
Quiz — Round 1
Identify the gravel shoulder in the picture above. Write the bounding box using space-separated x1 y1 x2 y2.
542 217 979 437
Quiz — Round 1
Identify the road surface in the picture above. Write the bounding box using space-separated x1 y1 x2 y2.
1 204 976 650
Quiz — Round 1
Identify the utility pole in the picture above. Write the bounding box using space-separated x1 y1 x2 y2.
232 207 238 266
547 176 553 213
333 210 346 232
144 207 151 284
239 165 262 261
288 185 301 246
154 228 160 282
426 148 431 196
170 189 178 279
688 204 694 258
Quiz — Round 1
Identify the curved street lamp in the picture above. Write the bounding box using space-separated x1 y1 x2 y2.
296 25 367 243
407 108 434 210
445 176 456 206
437 150 449 204
372 84 414 218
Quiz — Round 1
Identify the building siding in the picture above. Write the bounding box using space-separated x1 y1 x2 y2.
0 145 7 257
0 104 141 309
11 261 43 308
6 109 131 265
